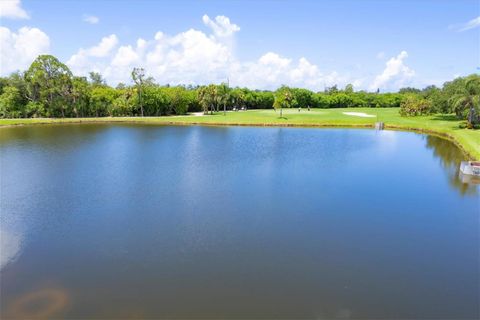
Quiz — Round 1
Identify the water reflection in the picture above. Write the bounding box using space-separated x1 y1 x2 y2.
5 287 69 319
459 172 480 184
424 135 479 195
0 124 106 148
0 227 23 270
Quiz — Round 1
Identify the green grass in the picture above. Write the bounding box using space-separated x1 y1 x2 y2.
1 108 479 159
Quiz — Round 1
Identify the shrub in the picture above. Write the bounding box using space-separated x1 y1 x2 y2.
399 95 432 116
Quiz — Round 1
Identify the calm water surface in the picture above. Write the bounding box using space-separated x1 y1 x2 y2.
0 125 479 319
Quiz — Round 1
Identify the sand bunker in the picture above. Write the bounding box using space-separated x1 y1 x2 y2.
342 112 376 118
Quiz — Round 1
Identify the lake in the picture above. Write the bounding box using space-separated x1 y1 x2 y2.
0 124 478 319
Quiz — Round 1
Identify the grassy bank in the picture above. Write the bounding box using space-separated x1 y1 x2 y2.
1 108 479 159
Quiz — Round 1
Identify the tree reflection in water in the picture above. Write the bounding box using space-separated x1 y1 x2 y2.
425 135 478 196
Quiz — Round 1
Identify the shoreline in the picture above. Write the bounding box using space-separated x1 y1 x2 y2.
1 116 478 160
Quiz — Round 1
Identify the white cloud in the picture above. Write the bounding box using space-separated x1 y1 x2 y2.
0 26 50 75
258 52 291 67
88 34 118 57
370 51 415 91
458 16 480 31
112 45 140 67
0 0 29 19
202 14 240 38
67 34 119 74
232 54 344 89
65 15 353 90
66 15 421 91
67 23 236 85
83 14 99 24
449 16 480 32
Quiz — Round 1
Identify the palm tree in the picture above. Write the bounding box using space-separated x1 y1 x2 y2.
209 85 218 114
197 86 210 114
218 82 230 115
233 89 246 111
198 85 217 114
450 76 480 128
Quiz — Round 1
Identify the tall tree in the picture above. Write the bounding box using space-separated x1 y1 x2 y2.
218 82 230 115
24 55 73 117
273 86 296 118
131 67 146 117
89 72 106 86
344 84 354 93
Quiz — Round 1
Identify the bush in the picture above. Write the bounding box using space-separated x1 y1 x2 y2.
399 95 432 116
0 86 25 117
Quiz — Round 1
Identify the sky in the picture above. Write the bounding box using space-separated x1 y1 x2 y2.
0 0 479 91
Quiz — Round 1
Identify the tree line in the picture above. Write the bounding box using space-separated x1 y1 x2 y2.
0 55 478 126
397 75 480 127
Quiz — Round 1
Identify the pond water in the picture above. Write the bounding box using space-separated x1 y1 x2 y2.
0 124 478 319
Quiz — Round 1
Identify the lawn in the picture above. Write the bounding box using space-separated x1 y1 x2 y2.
1 108 479 159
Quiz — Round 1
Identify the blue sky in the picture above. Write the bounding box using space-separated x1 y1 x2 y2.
1 0 479 91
